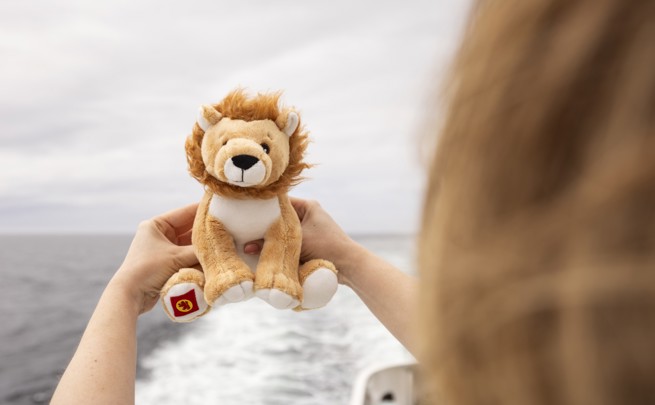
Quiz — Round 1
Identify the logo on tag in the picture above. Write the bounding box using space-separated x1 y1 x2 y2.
170 289 200 317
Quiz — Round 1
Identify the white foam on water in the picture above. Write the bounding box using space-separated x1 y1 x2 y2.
136 236 416 404
136 286 412 404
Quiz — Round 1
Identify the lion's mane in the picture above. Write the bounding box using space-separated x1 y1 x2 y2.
185 89 311 199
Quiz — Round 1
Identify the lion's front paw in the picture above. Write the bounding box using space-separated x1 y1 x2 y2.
254 273 302 310
255 288 300 309
215 280 255 306
204 271 255 306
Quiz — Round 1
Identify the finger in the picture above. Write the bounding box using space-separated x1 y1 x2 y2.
178 229 193 246
244 239 264 255
158 203 199 235
175 245 199 269
289 196 307 220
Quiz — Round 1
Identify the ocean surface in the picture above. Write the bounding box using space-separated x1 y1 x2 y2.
0 234 415 404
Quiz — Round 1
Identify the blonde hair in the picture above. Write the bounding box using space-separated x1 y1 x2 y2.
419 1 655 404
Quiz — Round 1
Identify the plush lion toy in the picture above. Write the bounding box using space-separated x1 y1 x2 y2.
160 90 339 322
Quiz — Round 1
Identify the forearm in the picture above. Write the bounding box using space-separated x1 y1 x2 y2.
338 242 418 355
52 278 140 405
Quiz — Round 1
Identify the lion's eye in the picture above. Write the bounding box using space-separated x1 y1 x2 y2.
222 140 228 146
261 143 270 154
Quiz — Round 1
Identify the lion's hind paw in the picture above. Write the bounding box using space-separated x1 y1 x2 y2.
162 282 209 323
300 267 338 310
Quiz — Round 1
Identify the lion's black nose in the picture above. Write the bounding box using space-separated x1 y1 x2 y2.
232 155 259 170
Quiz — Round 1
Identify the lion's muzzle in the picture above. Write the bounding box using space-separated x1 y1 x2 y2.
232 155 259 170
224 154 266 187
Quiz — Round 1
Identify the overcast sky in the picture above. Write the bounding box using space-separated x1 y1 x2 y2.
0 0 471 234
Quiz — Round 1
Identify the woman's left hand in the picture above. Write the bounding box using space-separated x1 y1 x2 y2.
111 203 200 315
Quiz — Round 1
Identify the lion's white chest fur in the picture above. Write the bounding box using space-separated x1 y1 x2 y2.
208 194 281 243
208 194 281 271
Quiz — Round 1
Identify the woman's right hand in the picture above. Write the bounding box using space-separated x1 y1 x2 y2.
289 197 367 285
244 197 365 285
245 197 417 351
243 197 371 285
290 197 418 351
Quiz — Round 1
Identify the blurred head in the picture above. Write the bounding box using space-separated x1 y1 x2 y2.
419 0 655 404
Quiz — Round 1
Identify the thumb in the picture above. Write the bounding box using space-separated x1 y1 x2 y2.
175 245 199 269
289 196 307 220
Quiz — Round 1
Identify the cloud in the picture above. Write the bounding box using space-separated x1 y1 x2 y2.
0 0 471 233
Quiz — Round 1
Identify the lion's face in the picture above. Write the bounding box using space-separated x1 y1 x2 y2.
201 118 291 188
186 91 309 199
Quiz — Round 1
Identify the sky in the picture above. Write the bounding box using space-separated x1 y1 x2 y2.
0 0 471 234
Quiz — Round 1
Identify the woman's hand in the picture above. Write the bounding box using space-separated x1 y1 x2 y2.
244 197 365 285
110 204 200 315
53 204 201 404
243 197 417 351
289 197 360 269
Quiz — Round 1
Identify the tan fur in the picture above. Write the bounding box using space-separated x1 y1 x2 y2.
254 194 303 298
200 104 222 125
200 118 290 188
161 89 336 318
186 89 310 200
193 191 255 303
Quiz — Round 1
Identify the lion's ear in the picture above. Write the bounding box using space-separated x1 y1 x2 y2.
197 105 222 131
276 110 299 137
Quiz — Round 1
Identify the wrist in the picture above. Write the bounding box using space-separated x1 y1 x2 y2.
334 240 373 288
105 273 143 317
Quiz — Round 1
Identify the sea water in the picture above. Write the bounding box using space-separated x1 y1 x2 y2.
0 235 415 405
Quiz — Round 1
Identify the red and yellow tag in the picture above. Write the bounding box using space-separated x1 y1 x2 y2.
170 289 200 317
